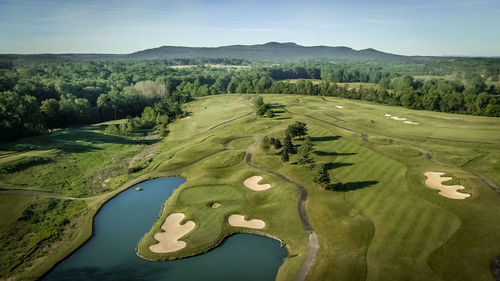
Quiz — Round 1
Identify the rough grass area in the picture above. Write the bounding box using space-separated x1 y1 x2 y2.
0 124 159 197
3 94 500 281
0 194 34 233
139 94 500 281
0 198 88 278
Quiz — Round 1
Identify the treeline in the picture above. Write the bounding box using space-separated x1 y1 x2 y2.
0 60 192 141
1 60 499 142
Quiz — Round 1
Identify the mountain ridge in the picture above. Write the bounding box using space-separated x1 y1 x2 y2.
2 42 497 62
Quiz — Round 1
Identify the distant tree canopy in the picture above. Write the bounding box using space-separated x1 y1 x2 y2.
1 57 499 142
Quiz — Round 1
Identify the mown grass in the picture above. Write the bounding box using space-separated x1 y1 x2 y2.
2 93 500 281
137 106 308 281
137 94 500 281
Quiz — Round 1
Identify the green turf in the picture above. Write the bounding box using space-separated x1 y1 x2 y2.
0 194 34 233
137 94 500 281
0 124 159 197
3 93 500 281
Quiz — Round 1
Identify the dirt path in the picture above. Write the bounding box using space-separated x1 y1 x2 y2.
287 106 500 194
245 150 318 281
413 147 500 193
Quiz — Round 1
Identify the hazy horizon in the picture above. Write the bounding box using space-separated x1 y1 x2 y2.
1 0 499 56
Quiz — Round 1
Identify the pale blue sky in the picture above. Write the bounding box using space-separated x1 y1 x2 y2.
1 0 499 56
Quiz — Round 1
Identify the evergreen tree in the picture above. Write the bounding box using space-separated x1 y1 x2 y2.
297 136 315 166
260 136 271 151
283 135 296 154
281 149 289 162
312 163 330 188
274 139 282 149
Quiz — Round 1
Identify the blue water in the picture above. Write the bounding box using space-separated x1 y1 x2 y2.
44 177 287 281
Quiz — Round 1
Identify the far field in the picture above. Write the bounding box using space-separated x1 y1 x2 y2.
1 94 500 281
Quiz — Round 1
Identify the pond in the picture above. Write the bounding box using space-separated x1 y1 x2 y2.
44 177 287 281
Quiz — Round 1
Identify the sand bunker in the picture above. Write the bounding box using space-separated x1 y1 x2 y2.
424 172 470 199
149 213 196 253
335 105 344 109
319 106 327 109
391 116 407 121
243 176 271 191
228 214 265 229
211 203 221 208
385 114 419 125
181 116 191 120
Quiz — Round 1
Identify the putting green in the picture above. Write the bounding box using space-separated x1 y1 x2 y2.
138 94 500 281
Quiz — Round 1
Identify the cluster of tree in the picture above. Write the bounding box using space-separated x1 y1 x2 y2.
225 76 499 116
252 95 275 118
104 102 178 137
0 60 195 141
2 59 499 141
260 122 332 188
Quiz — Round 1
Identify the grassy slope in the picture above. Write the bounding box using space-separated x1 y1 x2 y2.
0 194 33 233
0 124 157 197
1 93 500 281
0 122 162 280
139 94 500 281
137 96 308 281
277 95 500 281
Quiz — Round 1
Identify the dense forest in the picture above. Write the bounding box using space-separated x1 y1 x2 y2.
1 57 499 142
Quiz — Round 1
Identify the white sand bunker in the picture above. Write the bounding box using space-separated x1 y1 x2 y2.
319 106 327 109
391 116 407 121
385 114 419 125
211 203 221 208
228 214 265 229
149 213 196 253
335 105 344 109
424 172 470 200
243 176 271 191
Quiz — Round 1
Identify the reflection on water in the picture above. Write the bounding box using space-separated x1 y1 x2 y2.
45 177 287 281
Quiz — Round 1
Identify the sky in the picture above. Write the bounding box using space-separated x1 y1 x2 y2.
0 0 499 56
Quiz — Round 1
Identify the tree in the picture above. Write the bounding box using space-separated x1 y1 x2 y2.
297 135 314 166
256 103 271 117
274 139 282 149
312 163 330 188
285 121 308 138
140 106 156 128
260 136 271 152
252 95 264 107
105 124 119 134
281 149 289 162
133 80 166 99
265 109 275 118
40 98 60 128
470 75 487 94
0 91 44 141
283 135 296 154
